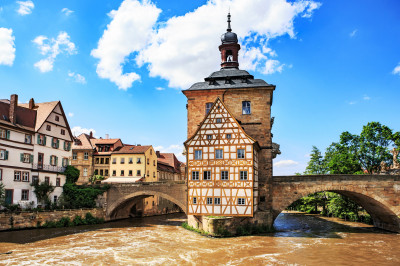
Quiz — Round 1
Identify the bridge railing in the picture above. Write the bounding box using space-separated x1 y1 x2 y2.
272 174 400 182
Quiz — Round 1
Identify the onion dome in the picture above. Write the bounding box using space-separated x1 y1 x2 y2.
221 13 238 44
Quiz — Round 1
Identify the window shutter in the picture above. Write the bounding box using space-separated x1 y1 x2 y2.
44 136 47 145
50 156 52 165
30 155 34 163
63 141 66 150
55 156 58 166
37 134 40 144
6 130 10 139
20 153 24 162
5 151 8 160
57 139 60 148
68 142 71 151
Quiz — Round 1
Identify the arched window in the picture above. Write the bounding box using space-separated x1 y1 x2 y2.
226 50 233 62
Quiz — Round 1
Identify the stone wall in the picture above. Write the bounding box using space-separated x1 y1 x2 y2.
0 208 105 231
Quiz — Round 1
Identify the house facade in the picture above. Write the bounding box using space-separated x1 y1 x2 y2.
71 133 95 184
0 94 72 207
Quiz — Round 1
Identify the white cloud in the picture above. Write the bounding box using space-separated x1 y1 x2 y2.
32 31 76 72
154 144 185 162
263 59 285 74
274 159 299 168
16 1 34 15
363 95 370 100
349 29 358 37
93 0 321 90
348 101 357 105
0 28 16 66
68 112 74 117
71 126 97 137
61 8 73 16
155 87 165 91
68 71 86 84
91 0 161 90
392 63 400 76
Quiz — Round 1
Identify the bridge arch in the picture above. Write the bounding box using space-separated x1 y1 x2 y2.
107 190 187 219
271 181 400 232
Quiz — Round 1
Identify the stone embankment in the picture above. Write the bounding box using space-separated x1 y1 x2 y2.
0 208 105 231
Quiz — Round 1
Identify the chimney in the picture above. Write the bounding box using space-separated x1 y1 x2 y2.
89 131 93 138
156 151 161 158
28 98 35 109
9 94 18 124
105 134 109 139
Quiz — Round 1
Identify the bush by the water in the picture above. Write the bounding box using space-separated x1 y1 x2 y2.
40 213 104 228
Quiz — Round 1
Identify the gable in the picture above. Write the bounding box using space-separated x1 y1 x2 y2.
185 97 255 147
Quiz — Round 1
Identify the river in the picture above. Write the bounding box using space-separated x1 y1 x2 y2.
0 211 399 265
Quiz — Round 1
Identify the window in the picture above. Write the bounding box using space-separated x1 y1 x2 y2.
55 115 59 122
242 101 251 115
95 158 100 164
37 134 46 145
150 149 153 155
32 176 39 185
50 155 58 166
238 198 246 205
215 149 223 159
137 158 141 164
121 170 124 176
51 138 59 149
84 152 89 160
147 158 149 165
100 158 104 164
129 158 133 164
112 170 116 176
240 171 248 180
94 169 98 175
105 169 109 176
207 197 213 205
129 170 133 176
121 158 125 164
61 129 65 135
21 190 29 201
205 102 213 114
226 134 231 139
147 170 149 177
56 178 60 187
207 135 212 140
0 128 10 139
98 146 103 152
153 160 155 166
112 158 116 164
62 158 69 167
21 153 31 163
137 170 141 176
193 197 197 204
45 176 50 185
25 134 32 144
221 171 229 180
54 195 58 203
105 158 109 164
83 168 88 177
64 141 71 151
100 169 104 176
216 118 222 123
194 150 202 160
0 149 8 160
0 169 2 180
203 171 211 180
14 171 21 181
73 152 77 160
104 145 110 152
214 198 221 205
192 171 199 180
22 172 29 182
153 172 155 178
237 149 245 159
46 125 51 131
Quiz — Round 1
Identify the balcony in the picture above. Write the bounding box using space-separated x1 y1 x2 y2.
32 163 66 173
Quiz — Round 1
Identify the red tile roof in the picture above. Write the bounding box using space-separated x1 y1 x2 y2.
112 145 151 154
0 100 36 130
157 153 181 173
72 133 94 150
90 138 122 145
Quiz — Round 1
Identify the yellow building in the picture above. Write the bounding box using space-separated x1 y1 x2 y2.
92 138 123 179
71 133 94 184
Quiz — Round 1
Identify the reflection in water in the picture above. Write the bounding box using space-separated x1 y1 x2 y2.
0 211 399 265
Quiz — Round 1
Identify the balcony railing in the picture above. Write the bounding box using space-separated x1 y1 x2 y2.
32 163 66 173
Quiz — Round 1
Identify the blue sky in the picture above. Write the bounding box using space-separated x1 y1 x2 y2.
0 0 399 175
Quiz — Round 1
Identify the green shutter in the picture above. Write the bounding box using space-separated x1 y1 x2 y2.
63 141 66 150
57 139 60 149
20 153 24 162
30 155 34 163
5 151 8 160
50 156 52 165
6 130 10 139
37 134 40 144
55 156 58 166
44 136 47 145
68 142 71 151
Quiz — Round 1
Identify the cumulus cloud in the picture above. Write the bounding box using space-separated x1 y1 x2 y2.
71 126 97 137
392 63 400 76
274 160 299 168
68 112 74 117
154 144 185 161
68 71 86 84
32 31 76 72
16 0 34 15
349 29 358 37
92 0 321 90
0 28 16 66
61 7 73 16
91 0 161 90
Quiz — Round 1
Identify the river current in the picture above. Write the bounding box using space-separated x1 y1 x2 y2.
0 211 399 265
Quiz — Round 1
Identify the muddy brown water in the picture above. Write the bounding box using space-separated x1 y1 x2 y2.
0 211 399 265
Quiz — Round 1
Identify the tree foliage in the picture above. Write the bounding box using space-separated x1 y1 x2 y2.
89 175 105 184
0 182 5 207
32 181 55 207
62 183 109 209
64 165 80 184
304 146 327 174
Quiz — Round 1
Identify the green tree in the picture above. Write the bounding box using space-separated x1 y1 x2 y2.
64 165 80 184
304 146 327 175
0 182 5 207
89 175 105 184
32 181 55 208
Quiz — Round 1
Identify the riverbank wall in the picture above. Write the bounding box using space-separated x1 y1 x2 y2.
0 208 105 231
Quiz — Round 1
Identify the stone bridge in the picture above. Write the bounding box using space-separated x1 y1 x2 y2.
103 181 187 220
102 175 400 232
270 175 400 232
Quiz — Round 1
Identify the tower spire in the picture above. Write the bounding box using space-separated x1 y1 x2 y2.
227 12 232 32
